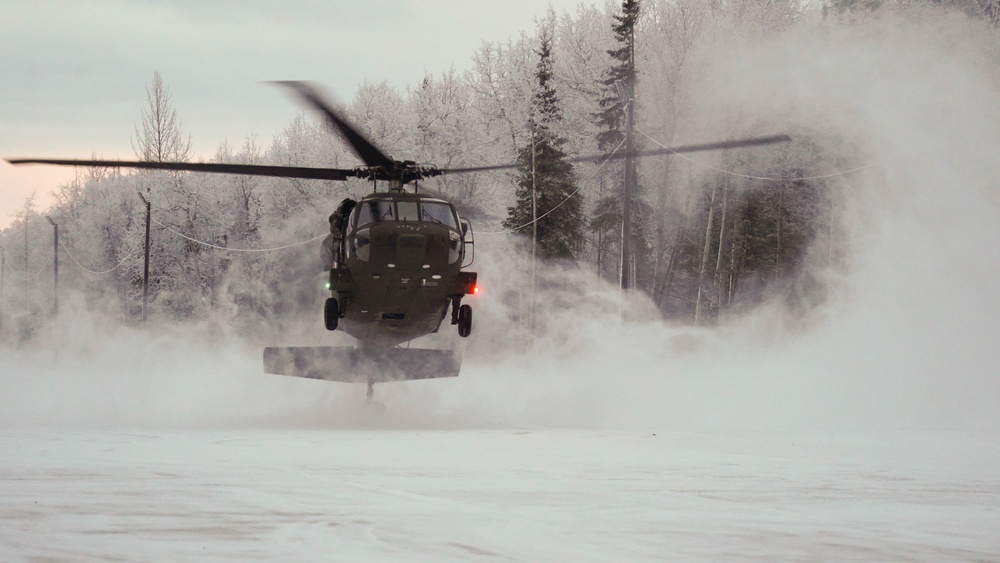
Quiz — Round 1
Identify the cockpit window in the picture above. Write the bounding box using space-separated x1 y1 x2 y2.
352 199 459 229
397 201 419 221
420 202 459 229
355 200 394 227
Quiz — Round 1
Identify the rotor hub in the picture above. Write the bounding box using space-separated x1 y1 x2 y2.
352 162 442 187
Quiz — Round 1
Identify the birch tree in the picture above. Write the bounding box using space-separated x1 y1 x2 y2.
131 71 192 164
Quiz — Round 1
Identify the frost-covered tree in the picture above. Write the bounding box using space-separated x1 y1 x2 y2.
595 0 640 154
131 71 192 164
0 1 877 334
591 0 654 289
503 30 583 261
0 193 51 339
824 0 1000 19
408 71 489 207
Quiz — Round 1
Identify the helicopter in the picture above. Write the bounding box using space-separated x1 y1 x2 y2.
7 80 790 398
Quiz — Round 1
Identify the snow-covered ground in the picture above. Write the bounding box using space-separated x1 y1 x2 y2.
3 423 998 560
2 334 999 562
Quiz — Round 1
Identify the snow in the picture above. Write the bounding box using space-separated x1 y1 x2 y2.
3 306 998 560
2 331 999 560
5 8 1000 561
3 424 998 561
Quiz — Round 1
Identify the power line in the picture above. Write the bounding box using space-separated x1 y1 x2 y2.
58 236 144 275
3 258 46 282
478 137 626 236
151 217 326 252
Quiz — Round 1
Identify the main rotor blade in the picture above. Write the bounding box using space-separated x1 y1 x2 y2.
273 81 394 169
436 135 790 177
6 158 354 181
569 134 792 165
438 162 520 175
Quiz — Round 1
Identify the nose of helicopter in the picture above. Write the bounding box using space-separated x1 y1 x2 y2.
394 233 427 268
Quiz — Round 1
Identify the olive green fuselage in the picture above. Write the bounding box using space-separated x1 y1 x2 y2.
328 193 474 352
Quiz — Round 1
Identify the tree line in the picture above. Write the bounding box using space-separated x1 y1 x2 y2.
2 0 996 340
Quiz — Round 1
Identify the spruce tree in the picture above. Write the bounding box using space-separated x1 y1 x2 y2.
590 0 653 289
503 33 583 261
595 0 639 154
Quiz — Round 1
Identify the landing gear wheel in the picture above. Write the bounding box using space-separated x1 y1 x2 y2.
324 297 339 331
457 304 472 338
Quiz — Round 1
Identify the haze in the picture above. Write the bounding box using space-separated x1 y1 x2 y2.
2 4 999 560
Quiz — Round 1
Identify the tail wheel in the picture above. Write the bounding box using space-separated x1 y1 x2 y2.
324 297 339 331
457 304 472 338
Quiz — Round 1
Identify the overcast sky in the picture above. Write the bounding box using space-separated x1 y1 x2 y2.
0 0 598 228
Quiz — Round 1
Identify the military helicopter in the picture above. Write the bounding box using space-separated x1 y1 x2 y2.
7 81 790 398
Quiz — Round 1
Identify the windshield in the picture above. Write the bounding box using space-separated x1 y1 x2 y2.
420 202 459 229
397 201 419 221
354 200 394 227
352 199 459 229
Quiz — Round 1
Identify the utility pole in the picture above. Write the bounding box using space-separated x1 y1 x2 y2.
1 246 5 329
137 192 151 322
46 216 58 315
530 127 538 331
23 215 29 309
615 79 635 291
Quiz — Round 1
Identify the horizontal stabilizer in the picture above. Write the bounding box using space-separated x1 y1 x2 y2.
263 346 461 383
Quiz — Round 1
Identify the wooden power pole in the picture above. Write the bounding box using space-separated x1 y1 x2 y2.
137 192 151 322
615 79 635 291
46 216 58 315
1 246 5 329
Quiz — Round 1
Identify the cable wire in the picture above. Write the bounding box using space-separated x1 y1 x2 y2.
4 258 46 282
152 217 326 252
478 137 627 235
59 235 144 275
